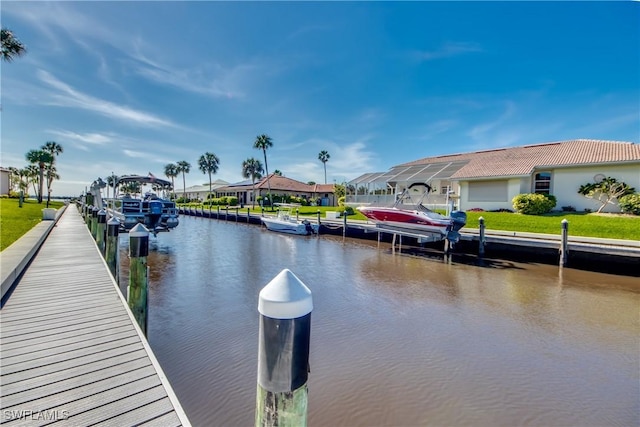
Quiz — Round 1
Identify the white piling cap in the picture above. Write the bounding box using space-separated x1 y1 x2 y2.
258 269 313 319
129 223 149 237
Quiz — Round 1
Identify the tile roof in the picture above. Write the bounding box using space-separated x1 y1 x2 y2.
255 174 319 192
399 139 640 180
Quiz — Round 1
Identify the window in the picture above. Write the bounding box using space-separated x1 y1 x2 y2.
534 172 552 194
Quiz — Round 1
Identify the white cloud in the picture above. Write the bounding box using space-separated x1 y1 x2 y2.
47 130 112 145
414 42 483 61
37 70 178 128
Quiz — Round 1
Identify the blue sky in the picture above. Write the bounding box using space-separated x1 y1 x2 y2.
2 1 638 196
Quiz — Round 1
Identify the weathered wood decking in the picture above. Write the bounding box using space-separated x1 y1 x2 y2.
0 207 190 426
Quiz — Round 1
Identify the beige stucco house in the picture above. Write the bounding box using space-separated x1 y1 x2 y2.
216 174 336 206
349 139 640 212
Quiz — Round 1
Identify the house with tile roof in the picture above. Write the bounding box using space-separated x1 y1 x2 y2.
349 139 640 212
215 174 336 206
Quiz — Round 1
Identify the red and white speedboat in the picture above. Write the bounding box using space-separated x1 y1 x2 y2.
357 184 466 242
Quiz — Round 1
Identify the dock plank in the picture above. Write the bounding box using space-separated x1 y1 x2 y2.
0 207 191 426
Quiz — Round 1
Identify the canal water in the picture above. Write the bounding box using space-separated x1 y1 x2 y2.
118 215 639 426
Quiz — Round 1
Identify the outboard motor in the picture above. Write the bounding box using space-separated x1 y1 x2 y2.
148 200 164 230
446 211 467 244
302 219 315 235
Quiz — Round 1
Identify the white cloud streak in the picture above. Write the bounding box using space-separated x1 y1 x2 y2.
414 42 483 61
37 70 177 128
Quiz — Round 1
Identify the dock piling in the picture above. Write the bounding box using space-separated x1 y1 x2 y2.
91 206 99 239
342 211 347 238
255 269 312 427
128 223 149 335
478 216 486 258
106 217 120 282
96 209 107 253
248 208 251 223
316 210 321 227
560 219 569 267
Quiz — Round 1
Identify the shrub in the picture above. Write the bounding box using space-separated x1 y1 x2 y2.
618 193 640 215
466 207 484 212
339 206 355 216
512 193 557 215
561 205 576 212
338 196 346 206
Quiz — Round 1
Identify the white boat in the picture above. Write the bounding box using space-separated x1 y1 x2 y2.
261 203 319 235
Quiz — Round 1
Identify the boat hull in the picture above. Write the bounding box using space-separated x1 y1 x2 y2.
357 206 466 241
261 217 319 235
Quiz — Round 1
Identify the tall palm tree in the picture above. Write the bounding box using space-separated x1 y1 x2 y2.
42 141 63 207
25 149 52 203
318 150 330 184
1 28 26 62
198 152 220 205
176 160 191 200
253 134 273 207
164 163 179 199
241 157 264 208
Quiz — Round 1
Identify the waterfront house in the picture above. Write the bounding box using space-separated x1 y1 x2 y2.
181 179 229 201
349 139 640 212
0 167 10 196
216 174 336 206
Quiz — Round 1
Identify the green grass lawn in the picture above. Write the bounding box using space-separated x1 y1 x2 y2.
0 198 65 251
464 211 640 241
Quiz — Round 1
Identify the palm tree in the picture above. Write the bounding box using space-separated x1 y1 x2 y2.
176 160 191 200
253 134 273 207
198 152 220 205
42 141 63 207
25 149 52 203
164 163 179 199
24 165 40 199
318 150 330 184
273 169 283 176
241 157 264 208
1 28 26 62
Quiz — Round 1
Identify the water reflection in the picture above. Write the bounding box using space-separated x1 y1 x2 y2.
117 216 639 427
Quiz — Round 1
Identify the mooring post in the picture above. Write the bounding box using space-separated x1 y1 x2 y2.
560 219 569 267
316 210 321 227
342 211 347 238
91 206 99 239
85 205 92 229
248 207 251 223
96 209 107 253
217 205 220 219
128 223 149 335
236 206 239 222
256 269 312 427
106 217 120 282
296 209 299 221
478 216 486 258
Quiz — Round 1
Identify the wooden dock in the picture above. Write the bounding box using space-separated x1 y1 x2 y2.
0 207 191 426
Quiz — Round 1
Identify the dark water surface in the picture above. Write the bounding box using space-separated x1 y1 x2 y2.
118 216 639 426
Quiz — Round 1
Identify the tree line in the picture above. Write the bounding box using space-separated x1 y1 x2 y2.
8 142 64 208
162 134 331 208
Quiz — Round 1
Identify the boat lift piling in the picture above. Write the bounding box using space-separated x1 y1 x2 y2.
255 269 312 427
